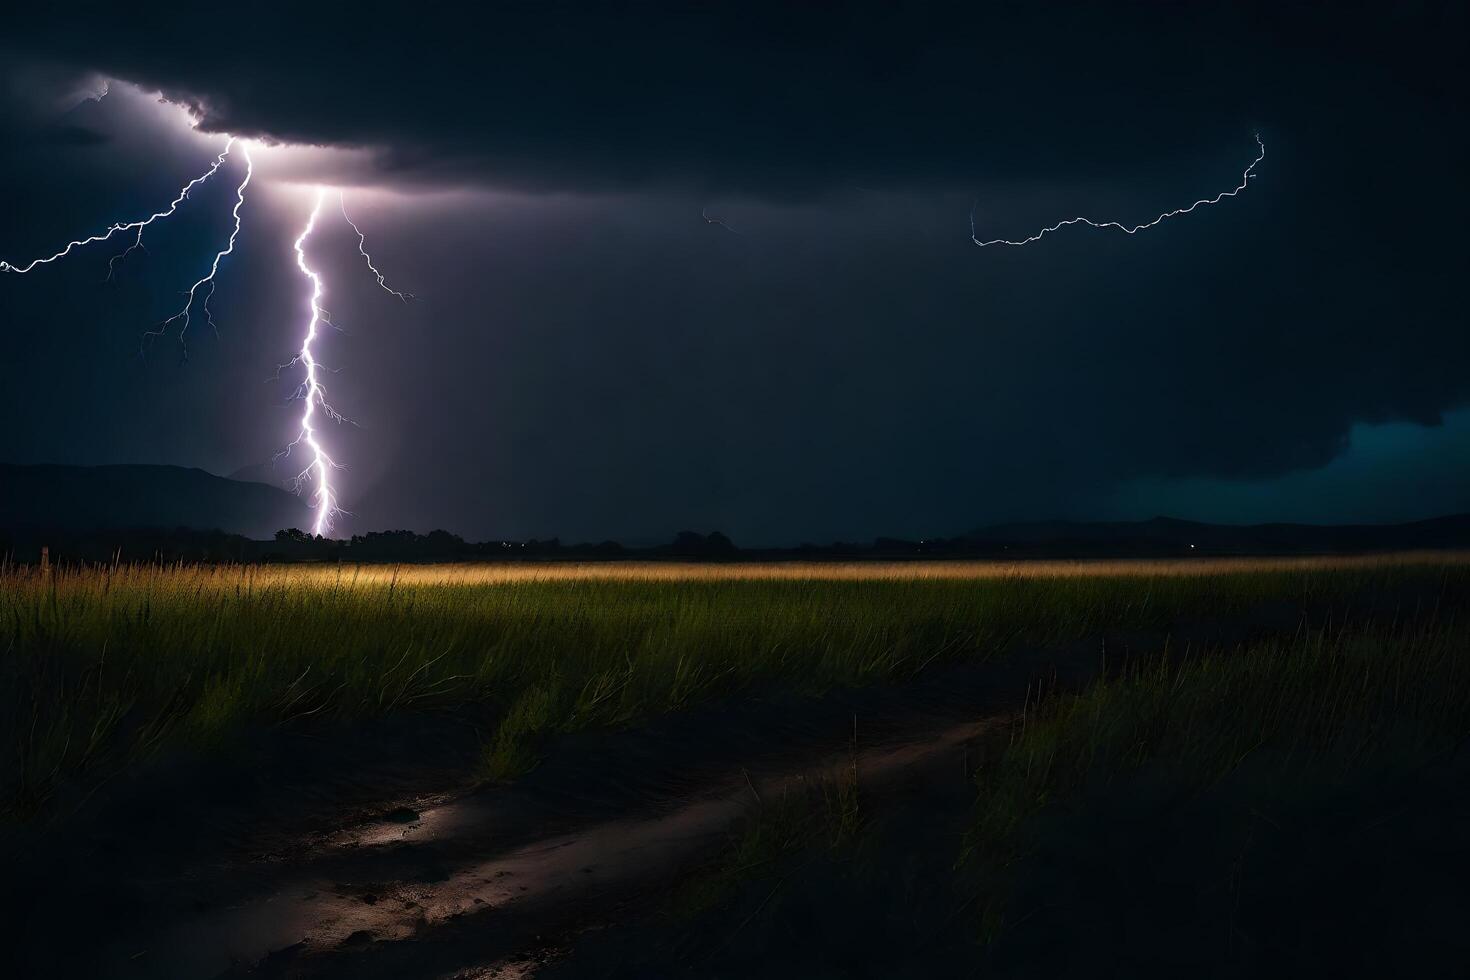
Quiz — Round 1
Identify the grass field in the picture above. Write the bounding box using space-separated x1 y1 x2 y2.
558 606 1470 977
966 611 1470 947
3 554 1466 825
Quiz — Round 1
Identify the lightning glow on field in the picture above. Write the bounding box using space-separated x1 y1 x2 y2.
972 135 1265 247
0 133 412 537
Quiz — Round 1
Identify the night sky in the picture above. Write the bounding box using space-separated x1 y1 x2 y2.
1 2 1465 544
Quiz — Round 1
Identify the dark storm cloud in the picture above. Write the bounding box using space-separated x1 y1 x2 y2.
5 2 1460 195
1 1 1466 542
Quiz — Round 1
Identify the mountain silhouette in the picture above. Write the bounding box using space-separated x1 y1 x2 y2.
226 461 285 488
0 464 310 539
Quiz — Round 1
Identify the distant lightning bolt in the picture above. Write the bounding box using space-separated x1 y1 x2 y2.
702 207 740 236
972 134 1265 248
149 144 255 349
1 138 236 274
339 192 412 301
279 189 344 536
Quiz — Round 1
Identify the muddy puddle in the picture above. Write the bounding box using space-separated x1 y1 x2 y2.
122 717 995 978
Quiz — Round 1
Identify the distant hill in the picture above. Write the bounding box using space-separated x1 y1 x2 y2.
4 463 1468 561
0 464 310 539
964 514 1470 556
226 461 284 487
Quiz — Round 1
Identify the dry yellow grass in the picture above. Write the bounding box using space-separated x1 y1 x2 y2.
14 549 1468 593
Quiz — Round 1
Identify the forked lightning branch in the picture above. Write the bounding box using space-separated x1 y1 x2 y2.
0 135 412 536
4 117 1262 536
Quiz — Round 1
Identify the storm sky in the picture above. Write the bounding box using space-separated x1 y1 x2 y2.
1 2 1465 543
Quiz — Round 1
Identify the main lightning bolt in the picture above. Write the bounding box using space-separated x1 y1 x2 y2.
971 134 1265 247
272 191 414 534
279 189 344 536
1 138 237 274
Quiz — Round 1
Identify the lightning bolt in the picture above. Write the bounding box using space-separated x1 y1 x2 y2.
278 188 344 537
268 191 417 534
3 114 417 540
1 137 236 274
702 207 740 236
972 134 1265 248
106 225 148 280
339 192 413 300
148 143 255 350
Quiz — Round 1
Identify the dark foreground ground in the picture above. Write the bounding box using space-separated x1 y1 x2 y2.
2 557 1468 977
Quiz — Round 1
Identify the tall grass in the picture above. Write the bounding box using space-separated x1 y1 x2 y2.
3 556 1464 823
966 609 1470 941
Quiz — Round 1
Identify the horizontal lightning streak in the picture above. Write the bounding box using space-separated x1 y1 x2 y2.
971 134 1265 248
1 138 236 273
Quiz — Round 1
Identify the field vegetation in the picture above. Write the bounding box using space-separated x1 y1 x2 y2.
966 612 1470 962
3 554 1465 828
552 598 1470 976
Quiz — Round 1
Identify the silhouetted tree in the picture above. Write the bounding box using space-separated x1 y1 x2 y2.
669 530 738 558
